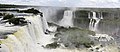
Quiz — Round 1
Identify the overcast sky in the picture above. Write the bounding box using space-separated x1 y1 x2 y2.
0 0 120 7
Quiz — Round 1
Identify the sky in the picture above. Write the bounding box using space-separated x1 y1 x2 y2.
0 0 120 7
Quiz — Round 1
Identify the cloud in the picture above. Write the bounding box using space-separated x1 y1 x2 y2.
0 0 120 7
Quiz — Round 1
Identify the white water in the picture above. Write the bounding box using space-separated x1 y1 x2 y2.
0 44 10 52
59 10 73 28
41 15 49 32
0 15 85 52
89 12 102 31
0 15 54 52
88 12 117 52
0 11 117 52
88 12 114 42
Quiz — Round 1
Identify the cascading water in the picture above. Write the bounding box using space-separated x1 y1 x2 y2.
88 11 117 52
89 11 103 31
41 14 49 33
88 11 114 42
0 15 54 52
0 15 83 52
40 8 58 33
0 8 118 52
59 10 73 28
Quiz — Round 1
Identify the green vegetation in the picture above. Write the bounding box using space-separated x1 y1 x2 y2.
57 27 95 35
0 36 8 39
0 41 2 44
45 42 60 49
48 22 59 27
0 4 28 8
2 14 14 20
54 33 62 37
0 13 6 16
0 4 17 8
55 27 95 48
8 18 27 25
100 18 120 25
57 26 69 32
1 14 27 25
18 8 41 15
0 13 3 16
2 36 8 39
75 10 90 18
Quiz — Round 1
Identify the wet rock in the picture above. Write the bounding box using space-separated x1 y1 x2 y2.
54 33 62 37
44 32 49 34
0 36 8 39
44 29 51 34
47 22 59 27
100 45 103 47
40 13 43 17
37 43 40 44
96 47 99 50
52 38 59 41
45 42 60 49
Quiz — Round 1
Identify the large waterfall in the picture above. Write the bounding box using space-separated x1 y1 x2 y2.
59 10 73 27
0 15 54 52
0 7 119 52
0 14 85 52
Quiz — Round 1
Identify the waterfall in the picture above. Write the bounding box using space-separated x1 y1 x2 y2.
0 44 10 52
59 10 73 28
0 15 54 52
89 12 102 31
88 12 115 42
0 14 87 52
0 10 116 52
0 13 91 52
42 13 57 33
40 8 58 33
100 12 103 19
41 15 49 33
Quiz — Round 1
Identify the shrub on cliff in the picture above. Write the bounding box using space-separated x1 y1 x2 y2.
55 27 95 48
18 8 41 15
0 13 3 16
0 35 8 39
1 13 27 25
45 42 60 49
2 14 14 20
8 18 27 25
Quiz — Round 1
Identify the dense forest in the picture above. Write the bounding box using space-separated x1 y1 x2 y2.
0 4 30 8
